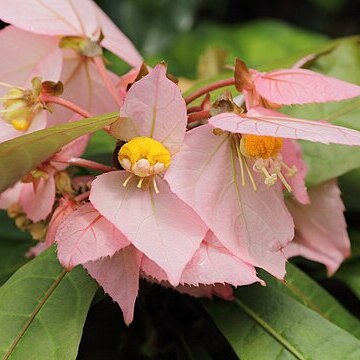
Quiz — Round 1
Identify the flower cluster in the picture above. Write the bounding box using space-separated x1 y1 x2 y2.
0 0 360 324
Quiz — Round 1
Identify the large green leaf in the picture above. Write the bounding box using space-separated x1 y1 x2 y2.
204 285 360 360
0 211 34 286
336 260 360 299
260 263 360 339
339 169 360 212
0 112 118 192
0 247 97 360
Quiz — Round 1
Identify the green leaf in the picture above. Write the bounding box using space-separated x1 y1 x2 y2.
0 246 97 360
260 263 360 339
204 284 360 359
0 112 118 193
336 260 360 299
0 211 34 286
339 169 360 212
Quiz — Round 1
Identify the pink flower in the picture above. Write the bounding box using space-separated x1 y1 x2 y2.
284 180 350 275
234 59 360 109
165 123 294 279
0 0 143 117
166 102 360 279
0 26 63 142
88 64 208 286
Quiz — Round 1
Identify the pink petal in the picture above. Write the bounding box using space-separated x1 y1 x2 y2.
94 3 143 67
0 121 23 143
110 64 187 154
281 139 309 204
116 67 141 106
0 0 98 37
0 25 59 95
0 181 23 209
85 246 142 325
253 68 360 105
284 180 350 275
90 171 207 285
26 110 48 133
165 124 294 279
56 203 130 268
20 175 56 222
58 57 119 119
142 231 260 286
50 132 90 170
45 198 79 247
28 48 63 82
209 106 360 145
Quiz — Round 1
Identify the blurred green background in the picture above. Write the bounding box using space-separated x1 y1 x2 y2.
96 0 359 77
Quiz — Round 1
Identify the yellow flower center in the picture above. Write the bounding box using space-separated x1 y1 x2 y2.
118 137 171 178
241 134 283 159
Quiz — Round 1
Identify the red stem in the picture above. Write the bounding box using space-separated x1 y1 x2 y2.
52 157 115 173
75 191 90 202
187 105 202 114
40 94 92 118
187 110 211 123
184 78 235 105
93 56 121 106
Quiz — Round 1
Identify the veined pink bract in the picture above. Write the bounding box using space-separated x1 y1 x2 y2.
234 58 360 108
284 180 350 275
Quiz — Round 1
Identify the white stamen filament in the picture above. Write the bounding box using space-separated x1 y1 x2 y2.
0 81 24 89
235 141 246 186
122 174 134 187
137 177 144 189
280 161 297 177
244 159 257 191
152 176 159 194
276 170 292 193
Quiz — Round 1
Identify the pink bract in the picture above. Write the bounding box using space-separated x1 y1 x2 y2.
251 68 360 106
235 59 360 107
284 180 350 275
56 203 130 269
209 106 360 146
85 246 142 325
141 230 262 287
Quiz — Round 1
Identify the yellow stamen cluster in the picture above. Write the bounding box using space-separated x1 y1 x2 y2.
2 88 36 131
241 134 283 159
233 134 296 193
118 137 171 178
